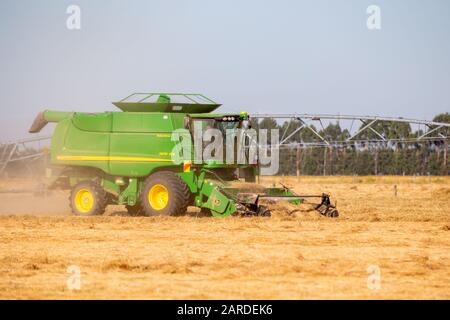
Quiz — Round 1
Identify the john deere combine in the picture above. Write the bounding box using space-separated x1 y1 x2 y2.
29 93 338 217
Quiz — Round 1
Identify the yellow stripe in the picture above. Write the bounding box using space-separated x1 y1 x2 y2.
57 155 173 162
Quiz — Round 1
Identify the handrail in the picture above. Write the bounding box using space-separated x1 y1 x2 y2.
117 93 218 104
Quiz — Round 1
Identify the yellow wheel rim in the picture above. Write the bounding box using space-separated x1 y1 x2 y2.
74 188 94 214
148 184 169 210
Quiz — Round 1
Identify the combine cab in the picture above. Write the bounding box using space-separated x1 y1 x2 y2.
29 93 338 218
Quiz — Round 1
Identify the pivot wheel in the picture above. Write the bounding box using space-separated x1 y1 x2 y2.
139 171 190 216
70 181 107 216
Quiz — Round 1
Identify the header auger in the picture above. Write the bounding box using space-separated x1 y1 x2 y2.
29 92 339 218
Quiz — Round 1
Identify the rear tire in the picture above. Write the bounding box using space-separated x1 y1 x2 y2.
69 181 107 216
138 171 190 216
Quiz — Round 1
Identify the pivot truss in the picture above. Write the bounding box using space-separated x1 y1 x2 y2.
0 136 51 175
251 114 450 149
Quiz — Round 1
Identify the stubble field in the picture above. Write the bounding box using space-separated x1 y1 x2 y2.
0 176 449 299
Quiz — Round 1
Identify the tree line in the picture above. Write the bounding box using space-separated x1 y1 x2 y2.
252 113 449 176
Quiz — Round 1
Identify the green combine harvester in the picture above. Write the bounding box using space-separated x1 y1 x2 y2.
29 93 338 217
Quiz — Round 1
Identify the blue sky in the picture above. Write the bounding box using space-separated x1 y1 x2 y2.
0 0 449 139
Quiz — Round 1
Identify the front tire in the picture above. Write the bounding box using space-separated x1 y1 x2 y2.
70 181 107 216
138 171 190 216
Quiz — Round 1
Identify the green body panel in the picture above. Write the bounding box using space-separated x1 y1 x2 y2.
47 111 189 176
50 117 111 173
111 112 180 132
72 112 113 132
178 172 236 217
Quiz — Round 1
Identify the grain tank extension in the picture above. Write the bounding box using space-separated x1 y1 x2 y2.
29 93 338 217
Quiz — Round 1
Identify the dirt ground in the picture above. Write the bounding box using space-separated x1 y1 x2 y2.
0 176 449 300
